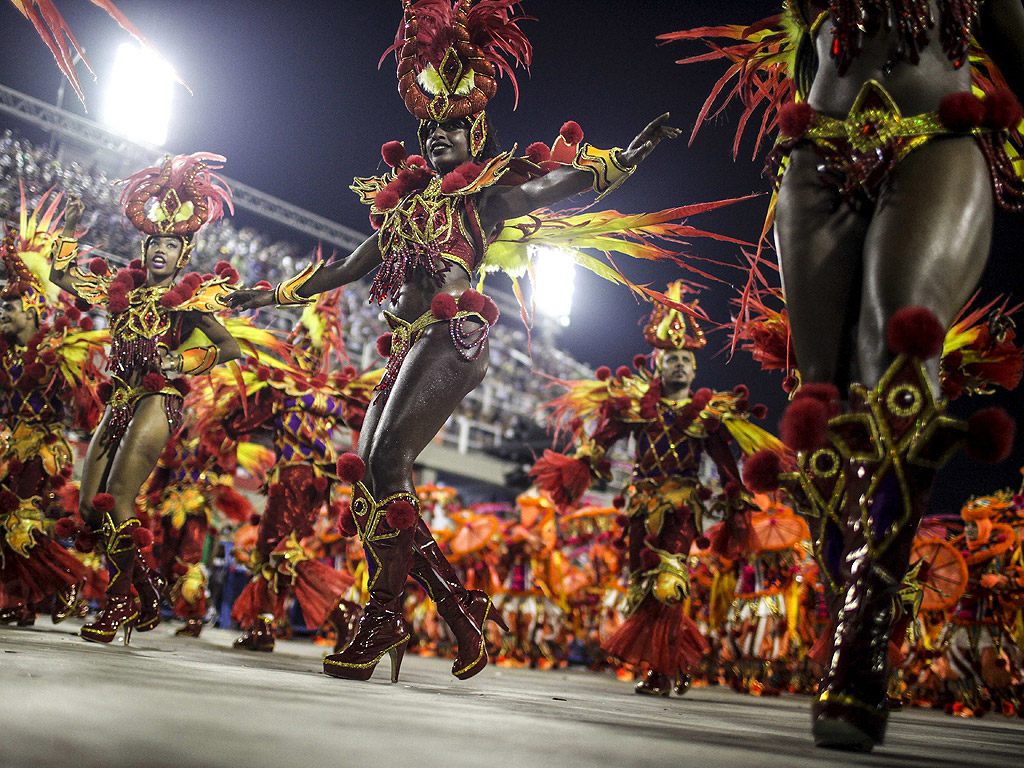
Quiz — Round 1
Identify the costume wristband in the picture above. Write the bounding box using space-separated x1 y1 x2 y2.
273 260 324 306
572 144 635 200
180 346 218 375
51 237 79 271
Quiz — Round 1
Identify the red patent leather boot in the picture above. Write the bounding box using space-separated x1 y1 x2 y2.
51 579 83 624
409 518 507 680
234 614 275 651
323 489 414 683
132 554 165 632
81 517 140 645
327 599 362 653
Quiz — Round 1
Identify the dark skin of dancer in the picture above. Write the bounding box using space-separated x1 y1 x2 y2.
50 195 241 529
228 114 680 504
776 0 1024 392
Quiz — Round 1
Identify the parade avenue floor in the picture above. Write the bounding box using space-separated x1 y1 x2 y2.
1 622 1021 768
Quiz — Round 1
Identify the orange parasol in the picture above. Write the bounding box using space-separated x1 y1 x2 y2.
451 515 500 557
751 509 810 551
909 538 969 612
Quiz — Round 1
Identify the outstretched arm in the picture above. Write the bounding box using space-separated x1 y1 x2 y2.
475 114 682 234
49 193 85 297
226 232 383 311
979 1 1024 104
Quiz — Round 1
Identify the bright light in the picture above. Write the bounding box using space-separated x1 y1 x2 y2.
103 43 176 146
532 246 576 327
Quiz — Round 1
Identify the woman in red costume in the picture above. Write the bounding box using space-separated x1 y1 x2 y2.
229 0 693 684
49 154 242 645
669 0 1024 751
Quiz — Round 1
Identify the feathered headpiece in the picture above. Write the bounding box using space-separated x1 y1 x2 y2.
643 281 706 352
1 185 64 317
120 152 233 268
384 0 532 155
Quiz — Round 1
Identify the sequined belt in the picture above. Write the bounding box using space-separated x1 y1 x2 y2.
101 378 184 446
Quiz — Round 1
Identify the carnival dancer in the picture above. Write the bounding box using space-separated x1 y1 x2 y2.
228 0 750 685
196 290 367 653
49 154 242 645
530 284 783 696
668 0 1024 750
0 188 105 625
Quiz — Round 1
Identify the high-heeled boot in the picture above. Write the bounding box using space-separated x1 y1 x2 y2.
81 517 140 645
812 344 970 751
51 579 83 624
327 599 361 653
323 487 414 683
132 554 165 632
409 517 508 680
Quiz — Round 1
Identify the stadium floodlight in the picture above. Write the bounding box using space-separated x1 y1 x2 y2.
103 42 175 146
532 245 575 327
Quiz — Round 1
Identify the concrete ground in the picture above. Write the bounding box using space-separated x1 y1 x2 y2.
0 621 1020 768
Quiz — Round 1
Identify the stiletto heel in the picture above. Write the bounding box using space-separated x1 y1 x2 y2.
123 622 133 646
389 639 408 683
485 600 509 632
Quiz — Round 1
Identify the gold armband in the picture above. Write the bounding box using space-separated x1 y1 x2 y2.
273 260 324 306
572 143 635 200
51 237 79 271
180 346 218 375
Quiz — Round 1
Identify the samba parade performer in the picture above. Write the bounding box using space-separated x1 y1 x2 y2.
195 290 368 653
49 154 242 645
665 0 1024 750
531 284 784 696
0 187 105 626
228 0 749 684
145 428 268 638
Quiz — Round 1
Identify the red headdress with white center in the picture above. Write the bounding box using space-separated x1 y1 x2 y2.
383 0 533 155
119 152 234 268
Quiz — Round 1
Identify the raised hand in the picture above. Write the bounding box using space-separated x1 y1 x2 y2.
225 289 275 310
63 193 85 235
617 113 682 167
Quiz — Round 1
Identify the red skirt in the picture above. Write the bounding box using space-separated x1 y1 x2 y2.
602 595 709 675
0 533 88 606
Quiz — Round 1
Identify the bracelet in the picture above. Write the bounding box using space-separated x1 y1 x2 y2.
572 143 635 200
51 237 79 271
180 346 218 375
273 259 324 305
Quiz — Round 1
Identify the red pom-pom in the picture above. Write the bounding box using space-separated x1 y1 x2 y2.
270 369 285 383
480 296 500 325
778 101 816 138
525 142 551 163
615 365 632 379
559 121 584 145
431 292 458 320
142 372 166 393
374 185 401 211
743 450 782 492
247 513 262 527
966 408 1015 463
0 490 19 513
97 381 113 403
88 258 108 276
984 89 1023 129
939 91 986 131
614 514 629 529
160 290 184 309
111 294 130 314
406 154 427 169
595 366 611 381
692 388 713 409
724 481 742 500
612 494 625 509
457 289 485 314
91 493 115 513
78 316 94 331
75 297 92 311
54 517 78 538
733 384 749 398
382 140 407 167
792 382 841 417
74 528 98 553
312 476 329 493
129 269 147 288
181 272 203 289
639 548 660 570
633 354 648 371
342 365 358 379
735 398 750 413
385 499 418 530
337 506 357 537
695 535 711 550
256 366 271 382
131 526 154 548
336 453 366 483
25 362 46 379
166 377 189 396
696 486 714 502
128 258 143 270
376 332 393 357
440 171 467 194
780 398 829 452
596 458 612 474
886 307 945 359
751 404 768 420
64 305 81 322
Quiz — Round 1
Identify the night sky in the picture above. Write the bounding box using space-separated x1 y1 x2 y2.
1 0 1022 511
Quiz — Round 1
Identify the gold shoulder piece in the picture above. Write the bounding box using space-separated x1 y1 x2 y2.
350 174 394 207
178 275 237 313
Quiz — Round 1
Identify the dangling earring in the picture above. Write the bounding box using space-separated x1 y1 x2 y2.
469 112 487 157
